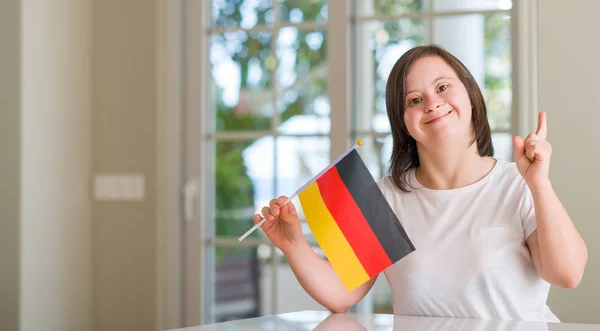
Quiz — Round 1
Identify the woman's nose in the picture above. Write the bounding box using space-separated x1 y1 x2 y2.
424 95 444 112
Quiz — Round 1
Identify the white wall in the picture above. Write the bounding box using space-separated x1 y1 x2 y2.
1 1 157 330
20 1 93 330
91 0 158 330
0 0 21 330
538 1 600 324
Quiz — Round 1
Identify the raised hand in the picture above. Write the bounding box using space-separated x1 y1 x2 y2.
513 111 552 189
253 196 305 254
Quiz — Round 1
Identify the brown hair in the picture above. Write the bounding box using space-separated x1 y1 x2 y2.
385 44 493 192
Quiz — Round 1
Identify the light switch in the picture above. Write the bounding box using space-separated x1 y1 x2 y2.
94 174 145 201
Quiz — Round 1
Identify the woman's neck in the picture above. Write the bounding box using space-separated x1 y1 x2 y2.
415 141 496 190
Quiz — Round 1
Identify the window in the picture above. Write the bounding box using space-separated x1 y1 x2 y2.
202 0 331 324
191 0 517 323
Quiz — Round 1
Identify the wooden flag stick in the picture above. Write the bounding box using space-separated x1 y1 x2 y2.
238 140 363 242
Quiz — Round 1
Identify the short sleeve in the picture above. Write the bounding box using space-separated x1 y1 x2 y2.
519 185 537 239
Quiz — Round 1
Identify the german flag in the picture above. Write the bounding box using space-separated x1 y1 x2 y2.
298 149 415 292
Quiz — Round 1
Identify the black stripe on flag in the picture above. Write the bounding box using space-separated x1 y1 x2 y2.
335 149 415 263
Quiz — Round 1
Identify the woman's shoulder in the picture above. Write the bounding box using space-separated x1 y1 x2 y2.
491 158 525 183
488 158 531 197
376 175 395 192
376 169 417 196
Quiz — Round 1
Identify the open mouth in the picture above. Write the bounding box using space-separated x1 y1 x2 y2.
426 110 453 124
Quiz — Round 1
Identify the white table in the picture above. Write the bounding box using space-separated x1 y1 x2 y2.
168 310 600 331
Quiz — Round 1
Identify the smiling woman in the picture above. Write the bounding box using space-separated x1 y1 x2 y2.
386 47 493 192
375 45 586 321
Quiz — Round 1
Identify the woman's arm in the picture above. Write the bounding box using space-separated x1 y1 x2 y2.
526 182 587 288
285 239 377 312
514 111 587 288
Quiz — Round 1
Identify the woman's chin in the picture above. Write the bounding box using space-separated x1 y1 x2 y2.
427 124 455 139
422 128 470 147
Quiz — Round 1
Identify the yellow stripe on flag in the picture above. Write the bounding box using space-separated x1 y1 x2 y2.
298 181 370 291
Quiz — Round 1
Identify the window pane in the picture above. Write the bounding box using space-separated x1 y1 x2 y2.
211 31 274 132
213 246 267 322
372 274 393 313
492 132 513 162
212 0 274 29
352 134 392 181
273 136 330 241
277 28 329 134
433 0 511 12
215 138 274 237
240 135 330 242
484 13 512 131
272 254 327 315
352 20 425 133
279 0 327 24
433 13 511 131
353 0 424 17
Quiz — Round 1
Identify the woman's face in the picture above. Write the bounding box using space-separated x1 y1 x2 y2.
402 55 473 149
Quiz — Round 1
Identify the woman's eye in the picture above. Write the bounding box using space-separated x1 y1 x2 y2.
437 84 449 92
408 97 421 106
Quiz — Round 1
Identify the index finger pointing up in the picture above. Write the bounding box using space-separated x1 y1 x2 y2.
536 111 547 140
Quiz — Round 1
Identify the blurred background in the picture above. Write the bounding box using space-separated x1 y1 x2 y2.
1 0 598 330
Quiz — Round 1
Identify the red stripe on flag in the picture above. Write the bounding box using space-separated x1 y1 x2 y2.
316 167 392 277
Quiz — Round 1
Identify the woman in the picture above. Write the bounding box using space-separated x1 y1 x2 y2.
253 45 587 321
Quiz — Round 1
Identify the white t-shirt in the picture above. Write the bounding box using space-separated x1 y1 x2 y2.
378 158 560 322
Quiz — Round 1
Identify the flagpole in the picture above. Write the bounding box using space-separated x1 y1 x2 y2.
238 140 363 241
